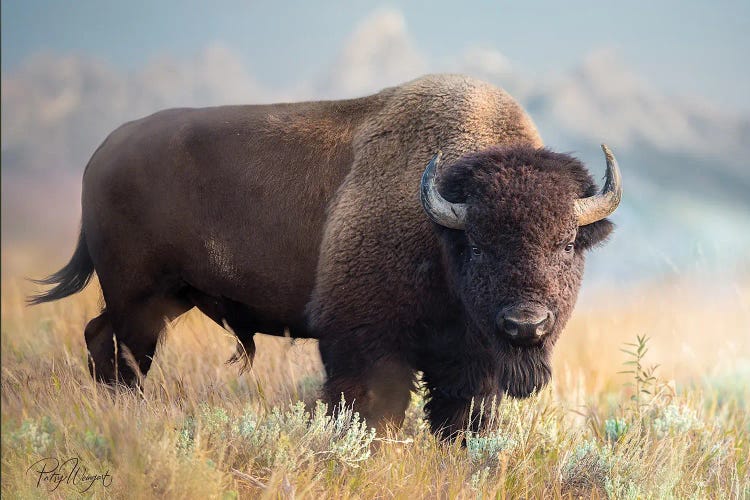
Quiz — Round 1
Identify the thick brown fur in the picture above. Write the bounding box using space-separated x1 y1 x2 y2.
30 75 614 437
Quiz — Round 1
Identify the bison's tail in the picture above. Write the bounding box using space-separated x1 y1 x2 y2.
27 227 95 305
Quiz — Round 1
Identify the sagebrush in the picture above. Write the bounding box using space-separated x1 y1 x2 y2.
2 280 748 498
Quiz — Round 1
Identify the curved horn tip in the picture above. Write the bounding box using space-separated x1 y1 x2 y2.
573 143 623 226
600 144 623 198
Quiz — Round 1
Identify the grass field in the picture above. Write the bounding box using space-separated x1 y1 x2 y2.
2 274 749 498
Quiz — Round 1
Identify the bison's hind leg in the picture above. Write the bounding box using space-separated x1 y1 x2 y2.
84 309 117 383
85 295 191 388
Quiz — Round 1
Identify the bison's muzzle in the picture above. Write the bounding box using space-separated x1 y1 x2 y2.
496 303 554 346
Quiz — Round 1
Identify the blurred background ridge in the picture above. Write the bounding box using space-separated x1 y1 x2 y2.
2 2 749 290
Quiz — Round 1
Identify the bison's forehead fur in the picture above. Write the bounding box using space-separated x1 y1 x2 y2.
440 146 598 244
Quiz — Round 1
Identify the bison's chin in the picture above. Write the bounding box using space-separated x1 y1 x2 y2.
497 345 552 398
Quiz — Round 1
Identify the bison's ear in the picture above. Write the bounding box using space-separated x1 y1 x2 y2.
575 219 614 251
438 163 474 204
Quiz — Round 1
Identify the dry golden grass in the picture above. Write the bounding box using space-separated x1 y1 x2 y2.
2 271 749 499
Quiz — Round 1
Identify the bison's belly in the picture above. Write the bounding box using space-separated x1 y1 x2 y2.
181 233 319 339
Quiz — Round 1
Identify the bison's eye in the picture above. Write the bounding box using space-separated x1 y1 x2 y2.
470 246 482 257
564 242 574 253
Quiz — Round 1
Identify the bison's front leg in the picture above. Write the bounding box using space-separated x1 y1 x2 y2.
423 391 498 440
318 338 415 433
421 364 500 441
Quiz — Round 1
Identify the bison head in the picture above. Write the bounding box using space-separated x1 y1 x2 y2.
420 145 621 398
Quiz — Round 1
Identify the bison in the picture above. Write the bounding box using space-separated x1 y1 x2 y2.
30 74 622 438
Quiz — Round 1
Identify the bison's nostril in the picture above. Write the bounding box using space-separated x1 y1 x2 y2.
502 318 521 337
534 313 551 335
541 312 553 333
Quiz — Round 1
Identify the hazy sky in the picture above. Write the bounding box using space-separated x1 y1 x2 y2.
3 0 749 111
2 1 749 284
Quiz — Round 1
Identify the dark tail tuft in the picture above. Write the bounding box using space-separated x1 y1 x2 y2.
27 227 95 305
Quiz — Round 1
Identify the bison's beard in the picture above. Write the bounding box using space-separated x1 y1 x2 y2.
496 344 552 398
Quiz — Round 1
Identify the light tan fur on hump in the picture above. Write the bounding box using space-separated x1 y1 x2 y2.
355 74 543 160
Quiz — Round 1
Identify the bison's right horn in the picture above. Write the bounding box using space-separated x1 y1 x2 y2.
420 151 467 230
573 144 623 226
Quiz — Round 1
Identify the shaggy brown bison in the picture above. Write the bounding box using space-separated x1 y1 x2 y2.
30 74 622 438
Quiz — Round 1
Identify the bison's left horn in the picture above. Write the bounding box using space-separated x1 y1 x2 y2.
573 144 623 226
420 151 467 230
